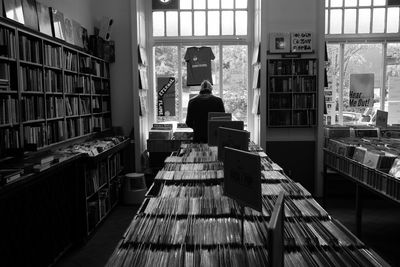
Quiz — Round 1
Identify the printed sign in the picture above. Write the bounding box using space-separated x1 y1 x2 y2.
291 32 313 53
349 73 374 108
157 77 176 116
224 147 262 212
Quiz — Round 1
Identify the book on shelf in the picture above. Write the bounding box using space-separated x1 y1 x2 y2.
270 77 292 92
18 35 41 63
0 97 18 124
20 66 43 92
0 168 24 185
43 44 60 66
64 50 78 71
22 95 44 121
0 27 16 58
24 123 46 148
0 128 20 153
44 69 62 92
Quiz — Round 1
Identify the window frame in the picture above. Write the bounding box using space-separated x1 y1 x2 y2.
325 0 400 125
325 0 400 35
148 0 254 125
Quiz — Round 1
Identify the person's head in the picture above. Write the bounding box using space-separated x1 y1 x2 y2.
200 80 213 94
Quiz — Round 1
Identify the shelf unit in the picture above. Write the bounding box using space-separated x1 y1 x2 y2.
267 58 317 127
0 18 111 158
83 139 130 236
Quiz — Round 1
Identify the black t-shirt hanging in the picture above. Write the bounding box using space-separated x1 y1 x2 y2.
184 46 215 86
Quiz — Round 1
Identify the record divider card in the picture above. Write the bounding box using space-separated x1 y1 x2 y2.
223 146 262 245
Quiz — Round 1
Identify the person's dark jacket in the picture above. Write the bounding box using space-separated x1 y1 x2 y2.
186 92 225 143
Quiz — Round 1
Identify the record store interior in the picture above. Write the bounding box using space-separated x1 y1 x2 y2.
1 0 400 266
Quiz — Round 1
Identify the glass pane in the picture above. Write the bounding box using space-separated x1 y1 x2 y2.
373 0 386 5
208 11 220 35
344 9 357 33
344 0 357 7
180 0 191 9
180 11 192 36
166 11 178 36
359 0 372 6
235 11 247 35
221 0 234 9
342 43 383 125
222 11 234 35
208 0 219 9
222 45 248 126
325 10 329 34
372 8 385 33
386 43 400 124
331 0 343 7
387 8 400 33
326 0 329 7
325 44 341 125
194 0 206 9
154 46 179 122
194 11 206 35
153 12 165 36
330 9 343 34
236 0 247 8
358 9 371 33
181 45 220 120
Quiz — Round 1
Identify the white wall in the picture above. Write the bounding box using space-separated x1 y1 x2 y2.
261 0 325 196
38 0 94 35
91 0 135 137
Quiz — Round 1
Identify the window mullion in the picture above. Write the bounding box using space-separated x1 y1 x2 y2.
382 42 387 111
164 11 167 37
339 43 345 125
178 44 183 121
369 7 373 34
219 44 223 98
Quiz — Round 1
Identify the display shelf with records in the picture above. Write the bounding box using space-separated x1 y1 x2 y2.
106 143 390 267
323 135 400 236
0 17 113 156
267 58 317 127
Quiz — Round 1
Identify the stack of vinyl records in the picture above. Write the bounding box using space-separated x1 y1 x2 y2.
107 143 390 267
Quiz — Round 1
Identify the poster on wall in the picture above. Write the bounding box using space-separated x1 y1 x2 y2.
157 77 176 116
388 76 400 101
269 32 290 53
389 101 400 125
291 32 313 53
349 73 374 108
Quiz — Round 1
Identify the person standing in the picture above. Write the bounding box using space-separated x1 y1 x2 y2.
185 80 225 143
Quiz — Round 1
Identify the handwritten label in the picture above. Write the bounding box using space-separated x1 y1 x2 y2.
291 32 313 53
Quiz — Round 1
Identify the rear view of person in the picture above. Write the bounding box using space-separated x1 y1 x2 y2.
185 80 225 143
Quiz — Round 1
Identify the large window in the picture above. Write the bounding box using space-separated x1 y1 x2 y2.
152 0 248 37
152 0 251 126
325 0 400 34
325 0 400 126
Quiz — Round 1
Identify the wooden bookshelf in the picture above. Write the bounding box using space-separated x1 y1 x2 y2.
267 58 317 127
82 138 130 236
0 18 111 158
